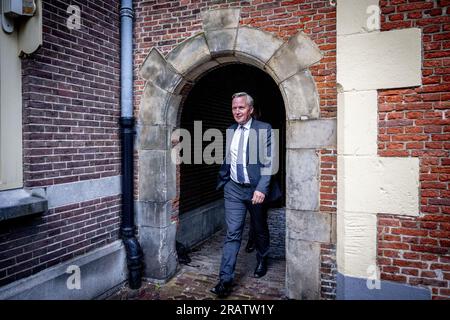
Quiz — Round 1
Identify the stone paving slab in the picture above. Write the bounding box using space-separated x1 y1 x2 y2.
108 225 287 300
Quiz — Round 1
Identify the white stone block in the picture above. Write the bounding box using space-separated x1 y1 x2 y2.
337 91 378 156
139 48 183 93
337 210 378 278
280 70 320 120
204 29 237 56
339 156 420 216
336 207 345 275
166 33 211 76
286 150 319 211
287 119 336 149
1 27 23 190
337 0 380 36
337 28 422 91
0 241 126 300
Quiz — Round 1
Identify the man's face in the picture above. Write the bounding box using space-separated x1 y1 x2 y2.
232 96 253 125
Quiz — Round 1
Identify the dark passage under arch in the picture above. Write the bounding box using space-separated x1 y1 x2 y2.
179 63 286 214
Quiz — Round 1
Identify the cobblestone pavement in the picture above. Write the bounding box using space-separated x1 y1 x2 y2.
108 227 287 300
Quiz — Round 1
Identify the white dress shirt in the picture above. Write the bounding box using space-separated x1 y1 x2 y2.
230 118 252 184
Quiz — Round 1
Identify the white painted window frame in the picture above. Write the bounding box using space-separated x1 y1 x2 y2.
0 28 23 191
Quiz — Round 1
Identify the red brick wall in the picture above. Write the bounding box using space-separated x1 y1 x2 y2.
0 1 122 287
134 0 337 298
377 0 450 299
23 0 121 188
320 149 337 214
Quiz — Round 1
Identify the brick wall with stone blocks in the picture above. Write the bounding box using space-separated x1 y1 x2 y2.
0 1 122 287
133 0 338 297
377 0 450 300
0 195 121 287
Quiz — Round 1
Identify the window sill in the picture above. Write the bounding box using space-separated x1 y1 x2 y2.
0 188 47 222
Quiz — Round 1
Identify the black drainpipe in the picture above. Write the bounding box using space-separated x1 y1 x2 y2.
120 0 143 289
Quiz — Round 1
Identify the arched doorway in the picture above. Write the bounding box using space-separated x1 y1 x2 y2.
176 63 286 257
136 8 335 299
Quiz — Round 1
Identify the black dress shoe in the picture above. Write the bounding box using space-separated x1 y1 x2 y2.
210 280 232 298
245 240 255 253
254 258 268 278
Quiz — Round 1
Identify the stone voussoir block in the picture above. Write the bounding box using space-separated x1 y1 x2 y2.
138 150 175 202
139 48 183 93
267 31 323 83
137 124 171 151
165 93 183 127
166 33 212 76
286 119 336 149
201 8 241 57
280 69 320 120
235 26 284 67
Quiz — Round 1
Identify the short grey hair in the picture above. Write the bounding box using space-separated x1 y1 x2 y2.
232 92 254 107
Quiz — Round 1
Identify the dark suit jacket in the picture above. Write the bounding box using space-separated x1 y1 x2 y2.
216 118 282 202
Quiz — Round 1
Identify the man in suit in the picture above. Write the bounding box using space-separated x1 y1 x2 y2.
211 92 281 298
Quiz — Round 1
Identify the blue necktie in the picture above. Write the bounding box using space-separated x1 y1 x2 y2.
236 125 246 183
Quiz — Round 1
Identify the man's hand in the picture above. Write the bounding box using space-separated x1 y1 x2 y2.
252 191 265 205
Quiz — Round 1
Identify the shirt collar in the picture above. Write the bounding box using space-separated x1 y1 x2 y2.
239 117 252 130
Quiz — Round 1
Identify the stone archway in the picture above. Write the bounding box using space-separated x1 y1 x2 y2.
136 8 336 299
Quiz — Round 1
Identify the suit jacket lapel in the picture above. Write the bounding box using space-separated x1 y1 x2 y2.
246 118 257 165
